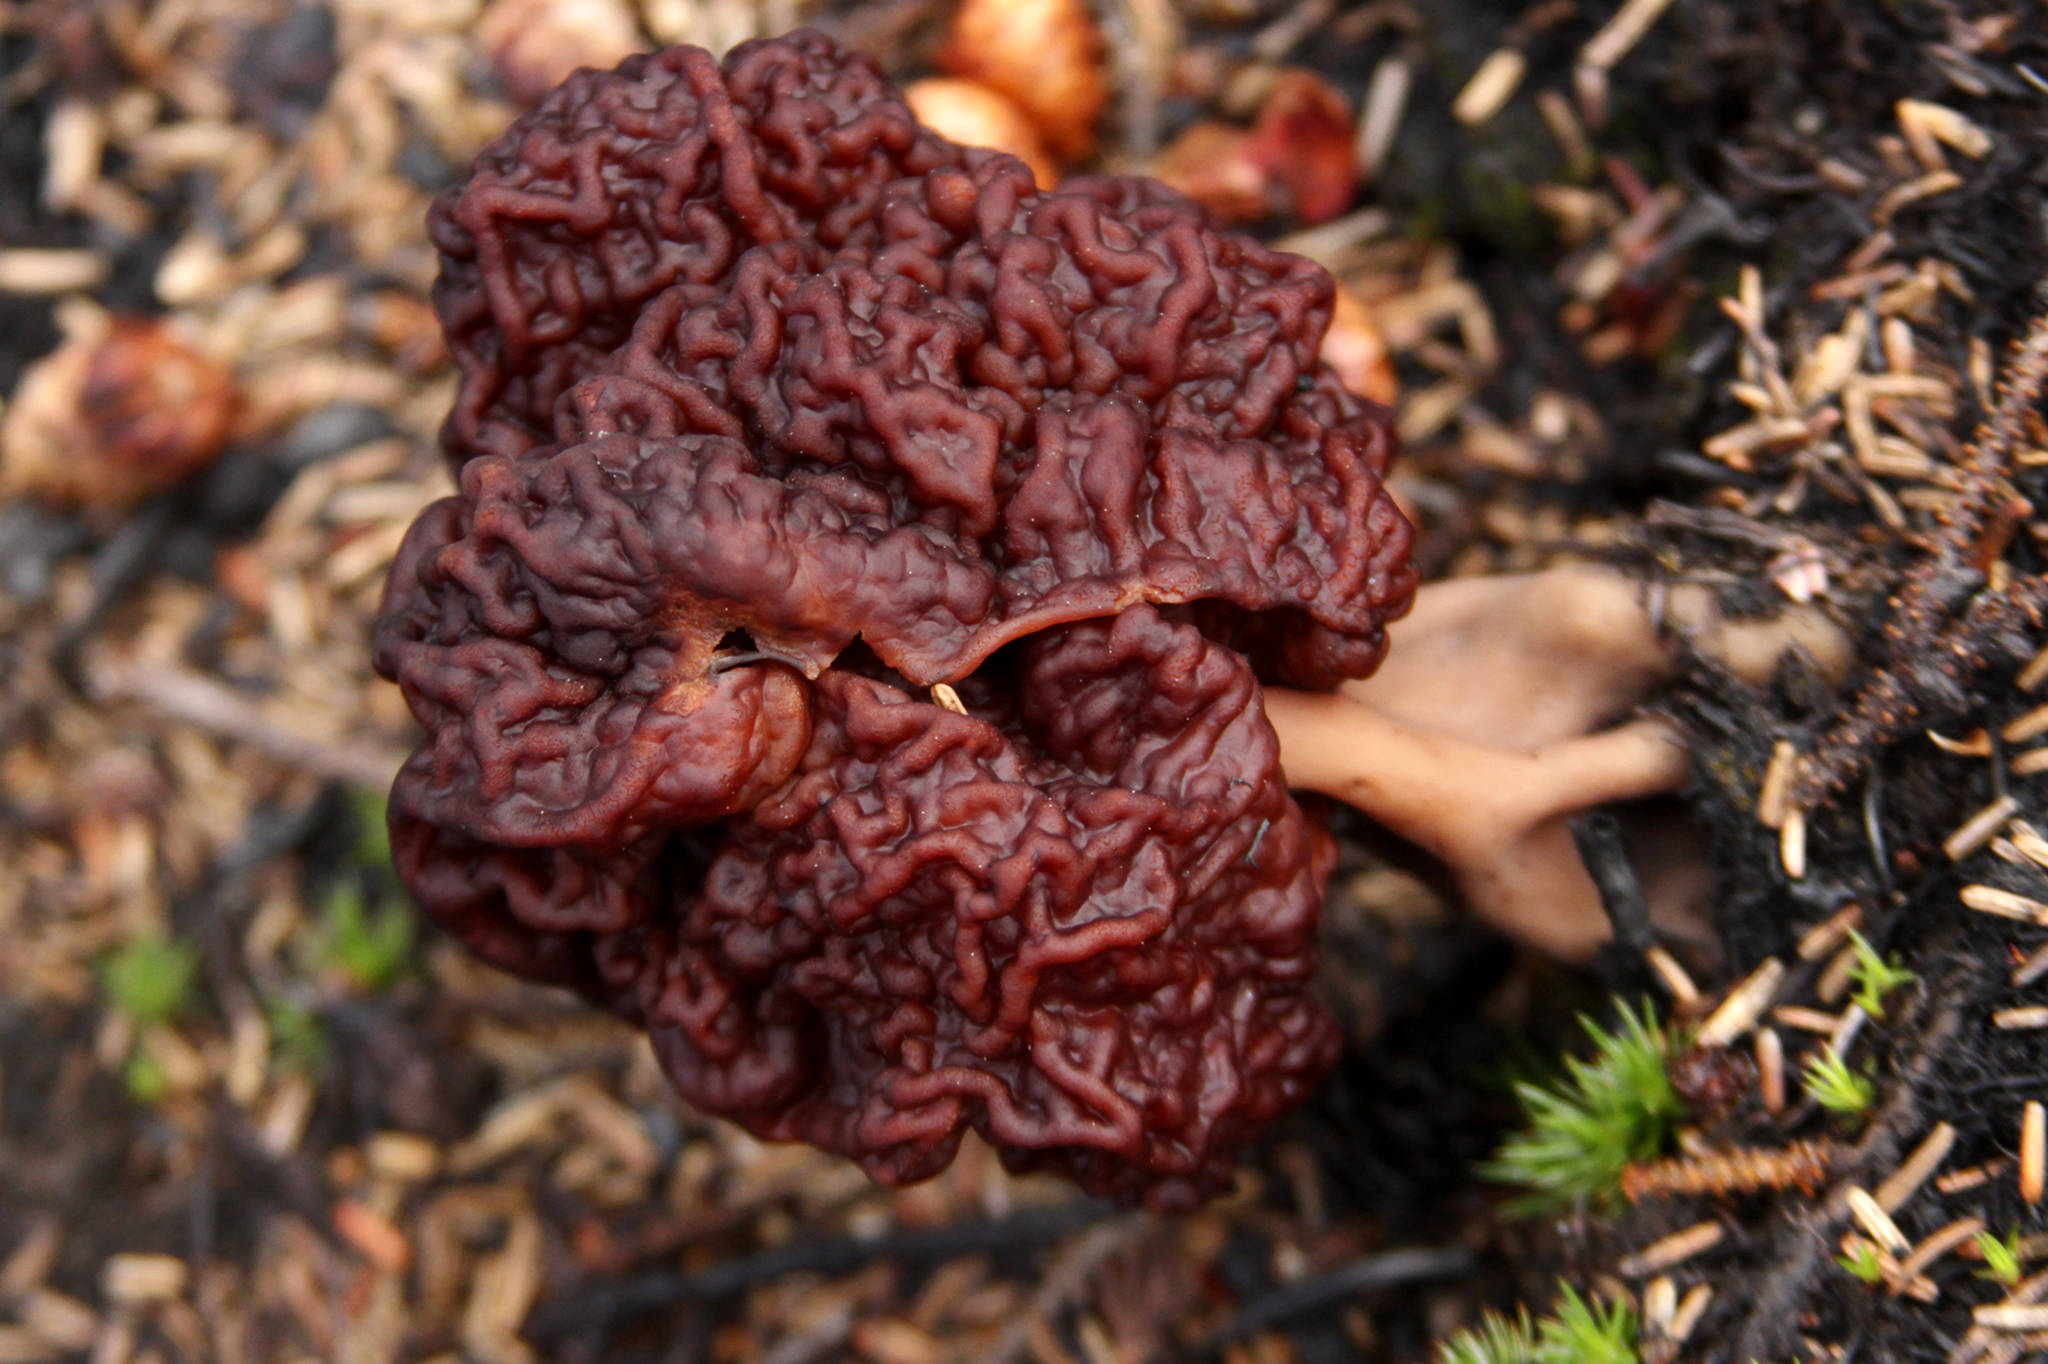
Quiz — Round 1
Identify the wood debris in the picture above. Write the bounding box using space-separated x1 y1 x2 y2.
1695 958 1788 1048
1875 1123 1957 1213
1616 1221 1724 1277
2025 1103 2046 1205
1621 1142 1834 1202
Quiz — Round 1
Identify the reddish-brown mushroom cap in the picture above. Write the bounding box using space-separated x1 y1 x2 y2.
374 32 1415 1207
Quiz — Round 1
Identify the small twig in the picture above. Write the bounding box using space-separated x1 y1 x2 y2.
87 658 407 789
1208 1245 1475 1344
761 1306 855 1364
1795 312 2048 811
522 1200 1116 1343
1575 811 1662 997
1863 768 1893 896
1573 811 1655 956
986 1214 1152 1364
51 498 180 688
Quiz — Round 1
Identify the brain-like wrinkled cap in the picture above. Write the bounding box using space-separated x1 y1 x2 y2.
374 31 1415 1206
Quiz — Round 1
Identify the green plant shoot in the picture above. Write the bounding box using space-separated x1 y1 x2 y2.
100 934 199 1027
1483 1000 1680 1211
316 882 415 992
1975 1228 2024 1286
1836 1240 1884 1284
1436 1285 1639 1364
1801 1046 1874 1116
121 1048 170 1106
1436 1310 1536 1364
1843 930 1914 1019
1535 1284 1637 1364
264 998 330 1076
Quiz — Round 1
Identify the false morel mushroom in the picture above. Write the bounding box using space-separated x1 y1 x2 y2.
374 31 1416 1206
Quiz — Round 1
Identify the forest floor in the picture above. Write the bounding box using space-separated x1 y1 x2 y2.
3 1 2048 1361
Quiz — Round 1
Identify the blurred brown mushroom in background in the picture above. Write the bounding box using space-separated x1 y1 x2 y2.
905 77 1056 187
1321 283 1398 407
476 0 641 107
937 0 1106 163
1153 69 1358 225
1 308 237 511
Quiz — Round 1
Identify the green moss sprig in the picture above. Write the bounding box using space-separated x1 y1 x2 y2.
1836 1240 1884 1284
1975 1228 2024 1286
1801 1045 1874 1116
1843 930 1914 1019
100 934 199 1027
1436 1285 1639 1364
1483 1001 1680 1211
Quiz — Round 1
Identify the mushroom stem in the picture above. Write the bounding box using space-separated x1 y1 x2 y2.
1267 566 1849 962
1267 689 1688 959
